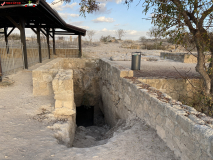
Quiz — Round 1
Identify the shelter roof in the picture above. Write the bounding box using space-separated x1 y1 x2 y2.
0 0 86 36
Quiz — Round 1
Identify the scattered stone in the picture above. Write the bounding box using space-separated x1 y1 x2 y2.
188 114 205 125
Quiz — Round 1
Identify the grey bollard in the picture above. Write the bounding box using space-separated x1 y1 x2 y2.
131 52 141 70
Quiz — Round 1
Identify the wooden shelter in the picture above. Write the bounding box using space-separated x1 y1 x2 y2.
0 0 86 73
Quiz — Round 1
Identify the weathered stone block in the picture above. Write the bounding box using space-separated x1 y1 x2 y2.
156 114 166 127
156 125 166 140
176 114 194 133
165 118 175 132
55 100 63 108
63 101 75 110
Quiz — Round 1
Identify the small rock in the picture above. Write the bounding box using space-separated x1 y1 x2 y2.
188 114 205 125
169 99 176 104
172 105 182 110
78 126 86 131
176 101 182 105
85 135 96 140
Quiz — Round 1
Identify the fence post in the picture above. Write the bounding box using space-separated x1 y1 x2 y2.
78 35 82 57
0 55 2 82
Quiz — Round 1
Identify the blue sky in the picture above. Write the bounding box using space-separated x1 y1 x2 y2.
12 0 154 41
47 0 154 41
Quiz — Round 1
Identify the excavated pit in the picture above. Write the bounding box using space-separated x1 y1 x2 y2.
76 106 94 127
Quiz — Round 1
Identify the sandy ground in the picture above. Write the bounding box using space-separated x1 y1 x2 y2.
0 57 179 160
83 43 165 59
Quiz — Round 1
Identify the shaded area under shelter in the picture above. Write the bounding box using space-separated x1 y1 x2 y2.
0 0 86 81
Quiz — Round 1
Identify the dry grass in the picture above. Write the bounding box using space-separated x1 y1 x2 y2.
0 77 14 87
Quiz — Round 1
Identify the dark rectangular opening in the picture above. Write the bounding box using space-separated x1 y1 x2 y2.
76 106 94 127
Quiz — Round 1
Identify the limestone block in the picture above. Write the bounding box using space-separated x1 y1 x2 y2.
174 125 181 138
192 124 213 156
156 125 166 140
43 74 53 82
54 92 74 101
176 114 194 133
156 114 166 126
165 118 175 131
188 114 205 125
39 82 48 89
63 101 75 109
55 100 63 108
54 108 75 117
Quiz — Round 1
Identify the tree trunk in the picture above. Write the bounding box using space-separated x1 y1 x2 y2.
194 32 211 94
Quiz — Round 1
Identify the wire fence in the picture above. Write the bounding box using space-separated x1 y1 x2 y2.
0 39 80 76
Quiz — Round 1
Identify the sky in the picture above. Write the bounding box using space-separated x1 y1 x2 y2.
14 0 155 41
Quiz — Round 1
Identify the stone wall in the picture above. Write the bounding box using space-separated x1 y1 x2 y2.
160 52 197 63
62 58 100 107
99 58 213 160
138 78 203 104
52 69 76 146
52 69 76 118
32 58 100 107
32 58 63 96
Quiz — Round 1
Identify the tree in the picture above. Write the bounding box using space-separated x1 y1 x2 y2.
116 29 125 40
139 36 146 42
147 27 163 49
139 0 213 95
87 30 96 43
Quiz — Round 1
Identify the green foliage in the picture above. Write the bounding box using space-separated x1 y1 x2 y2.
181 89 213 117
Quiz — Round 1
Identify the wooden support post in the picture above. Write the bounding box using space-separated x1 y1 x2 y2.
4 27 9 54
0 56 2 82
78 35 82 57
46 28 50 59
37 24 42 63
19 18 28 69
52 28 56 55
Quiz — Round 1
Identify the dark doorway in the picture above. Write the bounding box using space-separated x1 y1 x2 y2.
76 106 94 127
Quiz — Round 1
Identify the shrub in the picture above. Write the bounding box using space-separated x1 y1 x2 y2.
100 35 114 42
146 43 166 50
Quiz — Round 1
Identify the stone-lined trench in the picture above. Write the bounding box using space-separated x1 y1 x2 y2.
30 57 213 160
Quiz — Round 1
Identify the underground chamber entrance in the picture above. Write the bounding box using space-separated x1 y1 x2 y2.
76 105 94 127
73 105 111 148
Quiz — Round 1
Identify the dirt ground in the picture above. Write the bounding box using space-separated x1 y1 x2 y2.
0 55 180 159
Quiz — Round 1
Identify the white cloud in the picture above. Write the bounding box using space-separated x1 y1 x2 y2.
149 13 155 17
92 16 115 23
58 13 79 20
94 29 147 40
63 2 78 9
115 0 123 4
71 21 84 26
49 0 64 11
102 28 108 31
127 30 138 35
115 24 120 26
58 13 69 20
96 3 112 14
77 26 90 29
70 14 79 18
49 1 77 12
